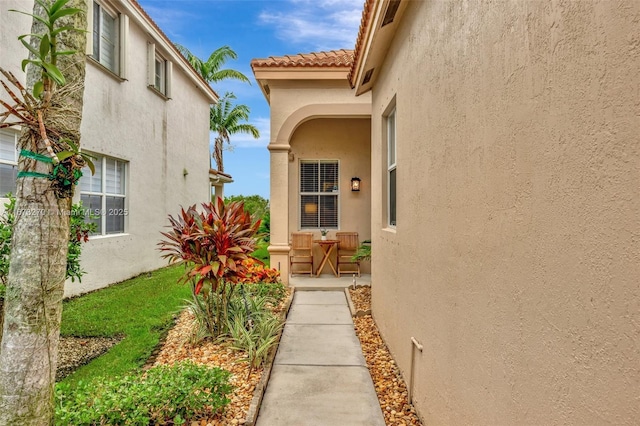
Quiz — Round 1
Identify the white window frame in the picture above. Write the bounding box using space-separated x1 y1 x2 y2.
147 43 172 98
387 107 397 227
299 159 340 230
80 154 128 236
0 129 18 198
90 1 120 74
154 55 165 92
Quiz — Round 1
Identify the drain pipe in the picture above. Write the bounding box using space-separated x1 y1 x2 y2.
408 337 423 404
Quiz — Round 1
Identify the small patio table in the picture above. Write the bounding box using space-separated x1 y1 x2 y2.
313 239 339 277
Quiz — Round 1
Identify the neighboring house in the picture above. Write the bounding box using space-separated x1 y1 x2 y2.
209 168 233 200
251 50 372 278
255 0 640 424
0 0 218 296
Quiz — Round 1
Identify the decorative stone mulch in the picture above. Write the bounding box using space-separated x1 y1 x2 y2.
350 287 423 426
349 285 372 313
151 288 292 426
56 336 123 381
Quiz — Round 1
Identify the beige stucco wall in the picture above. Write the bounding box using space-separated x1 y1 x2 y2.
369 1 640 424
0 1 212 296
288 117 371 275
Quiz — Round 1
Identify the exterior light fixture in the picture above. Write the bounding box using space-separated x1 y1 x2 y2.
351 177 361 192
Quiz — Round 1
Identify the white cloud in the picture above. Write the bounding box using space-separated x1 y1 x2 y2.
209 116 270 150
258 0 363 51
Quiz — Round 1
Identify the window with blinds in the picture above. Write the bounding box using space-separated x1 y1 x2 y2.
92 1 119 73
0 129 18 197
300 160 339 229
80 154 127 235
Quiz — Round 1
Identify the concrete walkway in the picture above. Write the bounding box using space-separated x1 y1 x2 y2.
289 274 372 291
256 290 385 426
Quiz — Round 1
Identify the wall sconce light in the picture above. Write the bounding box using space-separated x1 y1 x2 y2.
351 177 361 192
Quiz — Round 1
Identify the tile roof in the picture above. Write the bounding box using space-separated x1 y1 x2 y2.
349 0 376 86
251 49 354 68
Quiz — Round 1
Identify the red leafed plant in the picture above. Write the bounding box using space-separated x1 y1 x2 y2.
241 258 281 284
159 197 260 337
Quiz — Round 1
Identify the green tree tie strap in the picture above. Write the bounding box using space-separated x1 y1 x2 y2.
16 171 53 179
19 149 54 163
17 150 54 179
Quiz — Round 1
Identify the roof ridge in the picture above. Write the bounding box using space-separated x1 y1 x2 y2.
251 49 355 68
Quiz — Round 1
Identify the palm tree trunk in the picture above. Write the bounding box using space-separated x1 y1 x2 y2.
0 1 86 423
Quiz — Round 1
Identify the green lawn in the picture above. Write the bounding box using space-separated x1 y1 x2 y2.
60 265 190 387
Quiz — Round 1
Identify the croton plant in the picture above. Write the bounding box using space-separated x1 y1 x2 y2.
159 197 260 295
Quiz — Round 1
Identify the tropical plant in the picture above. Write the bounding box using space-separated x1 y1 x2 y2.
352 240 372 262
175 45 259 172
176 44 250 85
227 310 283 379
0 0 88 423
210 92 260 171
159 197 261 337
241 258 280 284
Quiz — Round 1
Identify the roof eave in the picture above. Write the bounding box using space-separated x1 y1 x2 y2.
124 0 218 104
351 0 409 96
251 66 352 104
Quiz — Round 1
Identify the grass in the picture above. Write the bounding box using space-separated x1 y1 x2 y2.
251 239 270 267
60 265 190 387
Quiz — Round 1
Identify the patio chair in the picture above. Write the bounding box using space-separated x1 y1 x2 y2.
336 232 360 277
289 232 314 276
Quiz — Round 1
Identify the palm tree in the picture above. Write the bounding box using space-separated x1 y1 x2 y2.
176 44 250 84
0 0 87 423
176 45 258 171
211 93 259 172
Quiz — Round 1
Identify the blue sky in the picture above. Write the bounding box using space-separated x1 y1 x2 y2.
137 0 364 199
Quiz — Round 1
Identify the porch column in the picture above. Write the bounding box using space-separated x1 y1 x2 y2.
267 142 291 284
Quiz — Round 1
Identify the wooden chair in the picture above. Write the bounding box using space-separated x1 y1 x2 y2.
336 232 360 277
289 232 314 276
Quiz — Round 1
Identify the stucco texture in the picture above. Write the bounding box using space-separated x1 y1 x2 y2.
369 1 640 424
70 17 211 296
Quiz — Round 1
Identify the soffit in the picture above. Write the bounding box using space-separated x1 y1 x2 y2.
350 0 409 95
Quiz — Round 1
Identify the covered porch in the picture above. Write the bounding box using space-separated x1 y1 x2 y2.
251 50 372 285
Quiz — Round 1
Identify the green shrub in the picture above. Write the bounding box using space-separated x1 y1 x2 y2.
226 289 283 377
55 361 232 425
245 281 286 304
352 240 371 262
0 196 16 285
0 195 95 284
